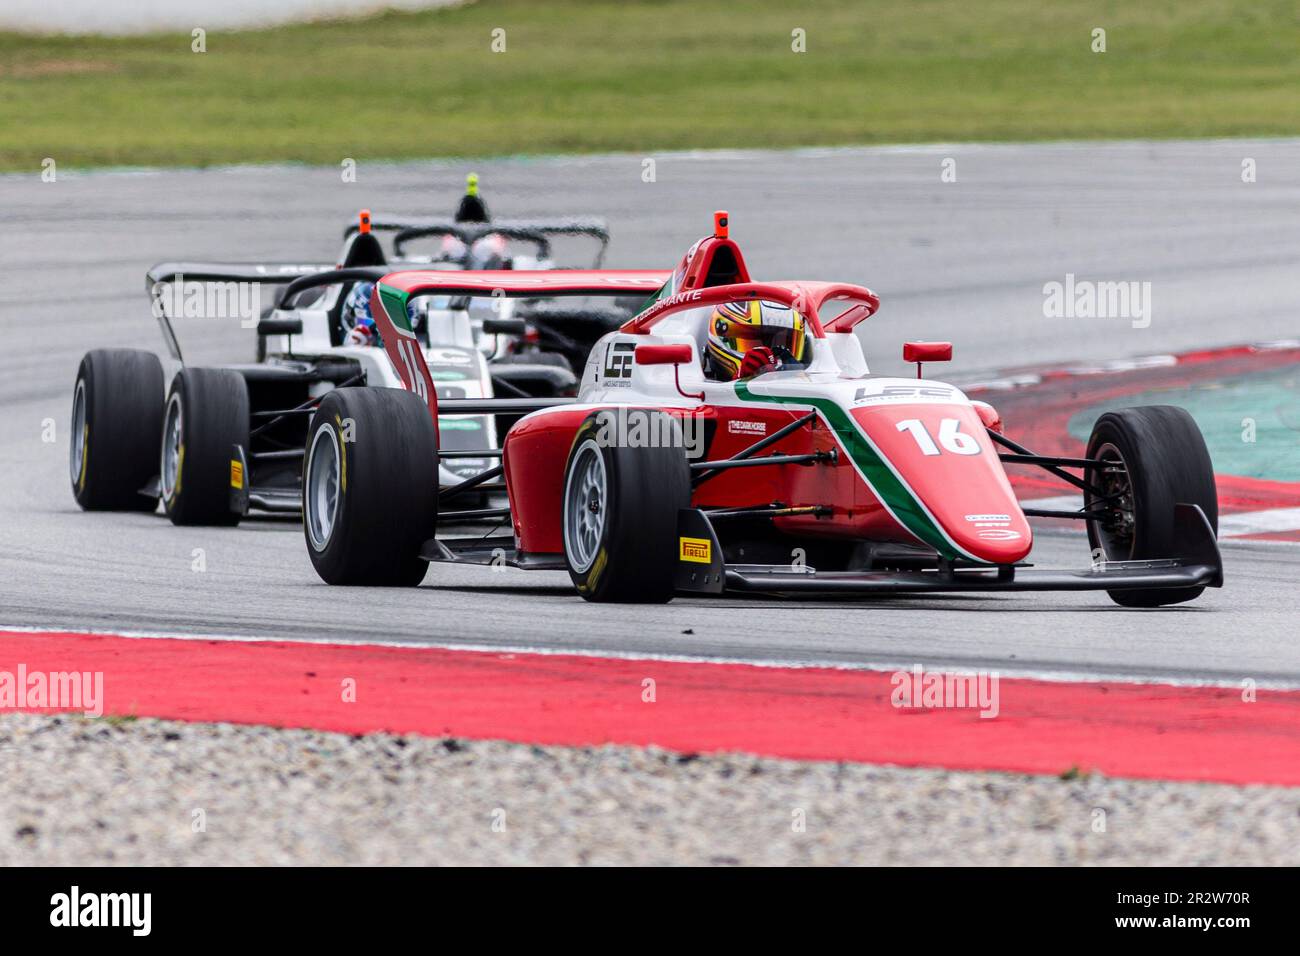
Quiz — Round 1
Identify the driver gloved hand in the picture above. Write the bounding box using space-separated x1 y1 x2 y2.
738 346 778 379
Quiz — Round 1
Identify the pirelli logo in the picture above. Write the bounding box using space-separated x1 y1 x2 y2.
230 459 244 489
679 536 711 564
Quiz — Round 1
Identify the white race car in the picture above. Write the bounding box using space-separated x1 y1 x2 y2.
69 186 614 526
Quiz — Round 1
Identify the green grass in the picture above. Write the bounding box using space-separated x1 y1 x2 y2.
95 713 138 727
2 0 1298 170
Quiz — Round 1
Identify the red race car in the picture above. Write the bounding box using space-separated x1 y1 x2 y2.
301 212 1222 607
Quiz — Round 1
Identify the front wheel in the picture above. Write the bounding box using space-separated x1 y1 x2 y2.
562 410 691 603
303 387 439 586
1085 405 1218 607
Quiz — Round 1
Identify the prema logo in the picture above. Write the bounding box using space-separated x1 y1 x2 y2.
976 528 1022 540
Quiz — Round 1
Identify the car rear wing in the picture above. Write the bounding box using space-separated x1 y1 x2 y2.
375 268 669 300
345 217 611 267
514 302 631 329
145 262 334 288
368 268 670 431
145 261 335 363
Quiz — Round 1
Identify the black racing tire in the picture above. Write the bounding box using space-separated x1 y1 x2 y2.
1084 405 1218 608
70 349 165 512
160 368 250 527
303 387 438 586
561 410 691 603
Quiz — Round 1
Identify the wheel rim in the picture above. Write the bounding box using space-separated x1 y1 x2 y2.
563 439 607 573
69 379 87 487
305 422 342 552
1088 441 1135 559
160 393 183 501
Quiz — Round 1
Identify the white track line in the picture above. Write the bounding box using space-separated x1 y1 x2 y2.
1021 494 1085 512
1219 507 1300 537
2 622 1299 691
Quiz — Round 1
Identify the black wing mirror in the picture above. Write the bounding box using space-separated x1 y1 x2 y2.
482 318 527 336
258 316 304 336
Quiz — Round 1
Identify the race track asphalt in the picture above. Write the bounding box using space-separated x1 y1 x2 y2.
1 140 1297 685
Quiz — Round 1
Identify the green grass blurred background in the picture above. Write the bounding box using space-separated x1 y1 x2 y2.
2 0 1298 170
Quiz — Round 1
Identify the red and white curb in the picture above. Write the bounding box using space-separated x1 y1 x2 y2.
2 628 1299 788
965 341 1300 543
959 339 1300 393
1021 494 1300 540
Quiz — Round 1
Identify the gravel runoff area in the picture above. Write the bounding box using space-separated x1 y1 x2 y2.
1 713 1296 866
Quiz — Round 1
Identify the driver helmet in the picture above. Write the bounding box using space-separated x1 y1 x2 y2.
341 281 380 346
342 281 427 346
705 299 809 381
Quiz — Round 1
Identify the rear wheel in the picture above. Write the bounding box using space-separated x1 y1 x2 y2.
562 410 691 603
1084 405 1217 607
161 368 250 526
303 387 438 586
70 349 164 511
